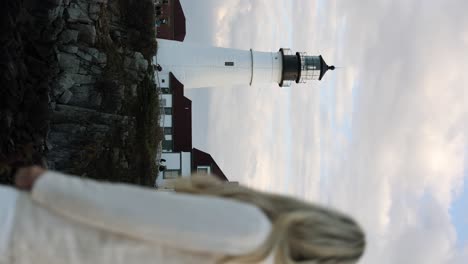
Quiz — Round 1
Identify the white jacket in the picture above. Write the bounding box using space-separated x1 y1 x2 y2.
2 171 272 264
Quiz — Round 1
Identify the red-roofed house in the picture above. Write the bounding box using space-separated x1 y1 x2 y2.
154 0 233 188
156 74 229 188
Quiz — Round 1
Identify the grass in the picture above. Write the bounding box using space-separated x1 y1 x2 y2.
132 69 161 186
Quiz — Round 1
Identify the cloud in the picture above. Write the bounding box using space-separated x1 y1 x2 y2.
317 0 468 263
180 0 468 263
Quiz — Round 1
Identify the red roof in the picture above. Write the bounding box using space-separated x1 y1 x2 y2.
192 148 228 181
168 75 227 182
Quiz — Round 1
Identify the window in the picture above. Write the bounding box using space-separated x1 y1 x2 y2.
162 140 173 151
197 166 211 175
161 79 165 83
163 170 180 179
164 127 172 134
225 61 234 66
161 98 167 106
161 88 170 94
164 107 172 115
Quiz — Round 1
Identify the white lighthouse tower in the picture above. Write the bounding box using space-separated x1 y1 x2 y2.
155 38 335 88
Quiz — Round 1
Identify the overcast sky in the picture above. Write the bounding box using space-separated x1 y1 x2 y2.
179 0 468 263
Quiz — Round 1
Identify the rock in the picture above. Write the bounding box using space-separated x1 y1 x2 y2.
96 52 106 65
42 17 65 41
48 5 64 21
76 0 89 10
66 85 101 108
93 50 106 64
110 30 121 43
78 66 87 75
79 59 92 69
80 47 106 64
58 74 76 90
46 0 63 5
76 50 93 61
130 84 137 97
90 93 102 107
57 53 80 73
91 65 102 75
112 148 120 163
75 24 96 45
83 47 99 57
69 74 95 85
46 139 53 151
58 45 78 54
123 56 132 68
53 73 75 96
124 52 148 80
64 4 92 23
135 52 148 70
68 85 90 106
89 3 101 20
57 90 73 104
49 101 57 110
59 29 79 44
126 70 138 81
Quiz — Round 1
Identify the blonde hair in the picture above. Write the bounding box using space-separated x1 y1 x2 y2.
173 175 365 264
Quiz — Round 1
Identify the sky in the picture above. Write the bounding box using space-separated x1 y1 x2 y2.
179 0 468 263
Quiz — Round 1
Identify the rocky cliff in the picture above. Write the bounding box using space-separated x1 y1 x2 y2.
1 0 161 186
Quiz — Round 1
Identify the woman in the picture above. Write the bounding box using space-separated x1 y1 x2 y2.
0 166 365 264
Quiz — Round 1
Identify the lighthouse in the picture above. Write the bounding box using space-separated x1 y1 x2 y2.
154 39 335 88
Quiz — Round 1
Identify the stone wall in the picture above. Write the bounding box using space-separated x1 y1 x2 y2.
1 0 160 186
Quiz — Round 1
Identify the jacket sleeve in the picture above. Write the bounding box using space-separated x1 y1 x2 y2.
31 171 271 256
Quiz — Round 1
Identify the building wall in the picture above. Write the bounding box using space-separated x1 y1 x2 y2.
155 71 170 88
156 151 191 187
163 152 181 170
155 0 174 40
171 74 192 152
161 115 172 128
155 0 185 41
161 93 173 131
181 152 191 176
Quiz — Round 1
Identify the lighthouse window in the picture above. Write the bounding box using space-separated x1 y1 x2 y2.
225 61 235 66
